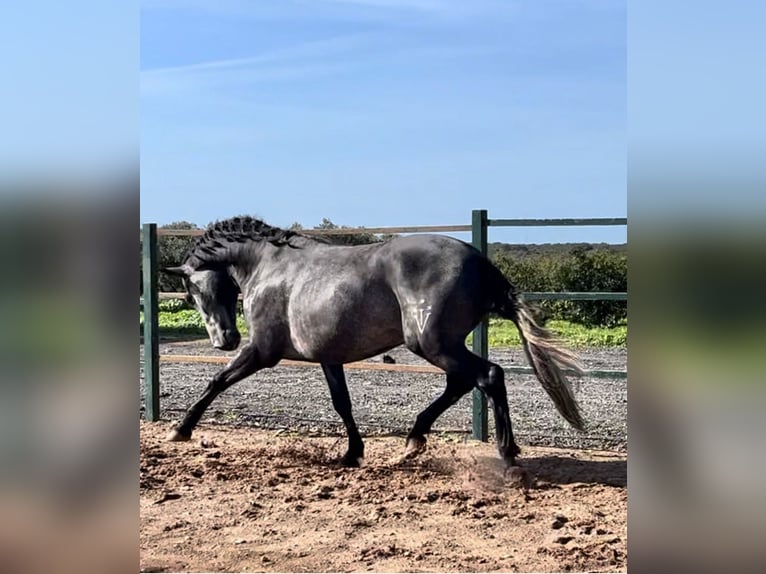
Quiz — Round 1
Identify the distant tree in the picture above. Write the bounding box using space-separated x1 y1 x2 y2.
313 218 380 245
158 221 200 292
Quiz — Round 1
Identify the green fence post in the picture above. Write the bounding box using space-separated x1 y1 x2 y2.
142 223 160 421
471 209 489 441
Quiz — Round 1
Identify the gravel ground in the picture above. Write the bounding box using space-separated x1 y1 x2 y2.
140 340 627 452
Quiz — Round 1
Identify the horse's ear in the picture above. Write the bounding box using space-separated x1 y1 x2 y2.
164 265 190 277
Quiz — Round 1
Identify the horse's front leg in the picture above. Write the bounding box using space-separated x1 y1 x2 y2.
321 363 364 467
167 342 263 441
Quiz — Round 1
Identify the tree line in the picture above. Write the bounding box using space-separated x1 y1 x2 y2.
491 246 626 327
143 219 626 327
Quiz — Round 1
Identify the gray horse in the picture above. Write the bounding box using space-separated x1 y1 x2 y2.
165 216 584 467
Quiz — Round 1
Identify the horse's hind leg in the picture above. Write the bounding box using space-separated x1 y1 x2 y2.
403 373 474 457
408 345 521 466
477 360 522 464
321 364 364 467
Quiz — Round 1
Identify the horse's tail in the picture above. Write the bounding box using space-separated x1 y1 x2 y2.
489 267 586 430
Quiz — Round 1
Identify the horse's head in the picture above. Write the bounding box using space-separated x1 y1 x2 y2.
165 264 241 351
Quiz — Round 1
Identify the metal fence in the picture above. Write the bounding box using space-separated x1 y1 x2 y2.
141 210 627 441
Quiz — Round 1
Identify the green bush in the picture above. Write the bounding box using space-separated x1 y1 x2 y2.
550 248 627 327
492 247 627 327
158 298 189 312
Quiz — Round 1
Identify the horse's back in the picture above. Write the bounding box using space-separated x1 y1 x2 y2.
378 234 486 293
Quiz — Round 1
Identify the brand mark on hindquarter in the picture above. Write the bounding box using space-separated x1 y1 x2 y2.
414 299 432 334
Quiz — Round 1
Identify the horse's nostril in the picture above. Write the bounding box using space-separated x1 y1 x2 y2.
216 332 240 351
227 331 241 344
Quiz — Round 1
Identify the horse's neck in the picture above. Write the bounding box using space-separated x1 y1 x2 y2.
226 238 325 293
205 239 261 290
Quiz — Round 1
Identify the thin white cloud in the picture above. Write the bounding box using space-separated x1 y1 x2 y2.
143 0 444 13
319 0 521 19
320 0 446 11
140 31 388 99
142 0 520 22
141 0 444 21
141 61 352 98
142 32 374 76
140 0 527 98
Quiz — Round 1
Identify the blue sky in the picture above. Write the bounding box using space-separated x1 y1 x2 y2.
141 0 626 244
1 1 137 178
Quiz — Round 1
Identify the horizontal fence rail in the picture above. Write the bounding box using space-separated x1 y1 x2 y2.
488 217 627 227
141 290 627 304
523 292 627 301
147 223 472 238
306 224 471 235
143 218 627 238
140 211 628 442
147 353 627 380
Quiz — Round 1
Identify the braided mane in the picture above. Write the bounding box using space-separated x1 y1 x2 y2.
185 216 321 267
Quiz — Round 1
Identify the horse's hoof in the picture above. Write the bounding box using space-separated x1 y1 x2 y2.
404 436 427 458
166 428 191 442
385 436 428 466
340 454 364 468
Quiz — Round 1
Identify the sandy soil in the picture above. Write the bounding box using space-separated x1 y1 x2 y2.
140 421 626 573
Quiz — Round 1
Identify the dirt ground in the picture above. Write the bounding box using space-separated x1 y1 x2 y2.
140 422 626 573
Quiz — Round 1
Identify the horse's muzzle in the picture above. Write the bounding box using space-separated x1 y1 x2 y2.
214 330 241 351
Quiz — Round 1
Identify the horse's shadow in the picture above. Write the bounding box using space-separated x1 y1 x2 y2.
522 455 626 487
